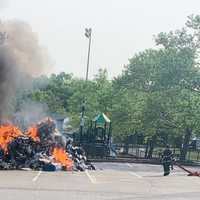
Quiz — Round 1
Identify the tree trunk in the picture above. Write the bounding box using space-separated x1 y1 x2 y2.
145 140 149 159
180 128 192 161
147 140 154 159
147 135 156 159
123 138 129 154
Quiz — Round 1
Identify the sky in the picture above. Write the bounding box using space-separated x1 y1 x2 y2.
0 0 200 79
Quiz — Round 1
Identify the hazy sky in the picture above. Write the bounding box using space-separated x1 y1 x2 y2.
0 0 200 79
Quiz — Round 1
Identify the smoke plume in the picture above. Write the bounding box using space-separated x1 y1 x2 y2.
0 19 51 120
13 101 49 130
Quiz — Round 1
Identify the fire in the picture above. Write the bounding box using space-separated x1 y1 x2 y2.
0 118 76 171
0 124 22 152
26 126 40 142
53 147 73 171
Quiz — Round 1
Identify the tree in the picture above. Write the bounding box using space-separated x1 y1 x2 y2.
30 72 73 114
68 68 113 129
113 15 200 160
154 14 200 160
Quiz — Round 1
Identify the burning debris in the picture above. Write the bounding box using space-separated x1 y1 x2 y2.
0 124 22 152
0 118 95 171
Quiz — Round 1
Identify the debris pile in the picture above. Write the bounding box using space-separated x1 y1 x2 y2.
0 118 95 171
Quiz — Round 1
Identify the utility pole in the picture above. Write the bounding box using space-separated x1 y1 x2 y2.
79 28 92 142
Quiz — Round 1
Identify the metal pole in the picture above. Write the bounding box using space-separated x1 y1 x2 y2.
80 28 92 142
80 101 85 143
85 29 92 81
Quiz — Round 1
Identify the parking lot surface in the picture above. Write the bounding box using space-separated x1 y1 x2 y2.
0 162 200 200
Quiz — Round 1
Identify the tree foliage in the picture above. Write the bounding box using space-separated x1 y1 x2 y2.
113 15 200 159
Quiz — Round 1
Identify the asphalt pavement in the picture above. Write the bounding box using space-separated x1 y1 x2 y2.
0 162 200 200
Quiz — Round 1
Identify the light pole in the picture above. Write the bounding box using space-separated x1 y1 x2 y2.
80 28 92 142
84 28 92 81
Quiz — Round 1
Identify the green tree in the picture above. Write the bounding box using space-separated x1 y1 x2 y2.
30 72 73 114
68 68 113 129
113 15 200 160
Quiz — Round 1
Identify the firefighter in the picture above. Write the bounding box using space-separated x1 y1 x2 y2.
161 145 173 176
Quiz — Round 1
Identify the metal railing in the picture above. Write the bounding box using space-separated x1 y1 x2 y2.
113 144 200 163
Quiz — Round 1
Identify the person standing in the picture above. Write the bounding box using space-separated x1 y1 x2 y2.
161 145 173 176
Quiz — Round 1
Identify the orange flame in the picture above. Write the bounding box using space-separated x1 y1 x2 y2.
26 126 40 142
53 147 73 171
0 124 23 152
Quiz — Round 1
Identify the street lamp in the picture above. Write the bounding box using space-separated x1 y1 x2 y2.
79 28 92 142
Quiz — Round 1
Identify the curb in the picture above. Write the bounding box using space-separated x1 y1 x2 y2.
88 158 200 167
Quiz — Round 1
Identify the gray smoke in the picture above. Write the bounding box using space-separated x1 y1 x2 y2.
0 19 51 120
13 102 49 130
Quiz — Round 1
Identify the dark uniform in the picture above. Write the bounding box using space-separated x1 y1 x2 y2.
161 146 173 176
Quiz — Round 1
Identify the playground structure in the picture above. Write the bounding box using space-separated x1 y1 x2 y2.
74 113 112 158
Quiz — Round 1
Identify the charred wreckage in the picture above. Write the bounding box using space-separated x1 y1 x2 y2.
0 118 95 172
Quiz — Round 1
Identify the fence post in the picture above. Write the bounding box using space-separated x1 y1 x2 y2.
188 149 191 161
136 144 139 157
197 151 200 161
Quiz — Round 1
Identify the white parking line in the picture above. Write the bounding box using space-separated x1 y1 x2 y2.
85 170 97 184
194 177 200 185
126 163 132 168
32 171 42 182
126 163 143 178
129 172 143 179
